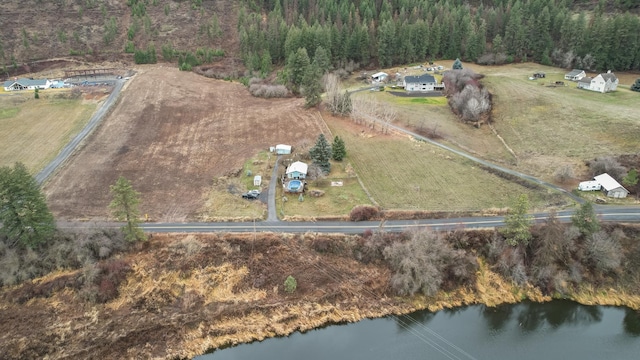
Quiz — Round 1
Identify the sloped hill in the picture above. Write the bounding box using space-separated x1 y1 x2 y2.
0 0 238 73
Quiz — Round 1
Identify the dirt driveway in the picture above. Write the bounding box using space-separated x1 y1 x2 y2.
44 66 328 221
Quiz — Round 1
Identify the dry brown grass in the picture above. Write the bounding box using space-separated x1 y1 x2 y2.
0 90 96 173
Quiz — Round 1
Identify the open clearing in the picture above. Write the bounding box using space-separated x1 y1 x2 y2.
363 61 640 189
0 90 97 173
44 66 328 221
324 116 559 212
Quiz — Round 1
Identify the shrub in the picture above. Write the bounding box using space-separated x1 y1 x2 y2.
554 165 574 184
349 205 380 221
284 275 297 293
248 83 289 98
383 228 477 296
585 230 622 274
588 156 626 180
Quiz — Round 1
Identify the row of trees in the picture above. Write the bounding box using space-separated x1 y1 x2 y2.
309 134 347 174
239 0 640 72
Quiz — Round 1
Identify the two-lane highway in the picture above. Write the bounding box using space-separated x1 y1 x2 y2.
137 206 640 234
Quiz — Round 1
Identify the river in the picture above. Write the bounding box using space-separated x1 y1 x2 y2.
198 300 640 360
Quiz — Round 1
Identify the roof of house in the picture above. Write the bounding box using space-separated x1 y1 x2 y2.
600 72 618 82
566 69 585 76
371 72 388 78
3 78 49 87
594 173 628 192
578 77 592 83
286 161 308 175
404 74 436 83
275 144 291 150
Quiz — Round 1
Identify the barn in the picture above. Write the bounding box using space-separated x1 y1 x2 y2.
593 173 629 198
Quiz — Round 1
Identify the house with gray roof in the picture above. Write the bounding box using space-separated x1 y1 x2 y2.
3 78 52 91
564 69 586 81
585 71 619 93
403 74 441 92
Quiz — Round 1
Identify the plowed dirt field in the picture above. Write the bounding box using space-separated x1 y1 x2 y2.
44 66 327 220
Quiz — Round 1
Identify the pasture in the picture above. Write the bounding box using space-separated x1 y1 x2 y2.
0 91 96 173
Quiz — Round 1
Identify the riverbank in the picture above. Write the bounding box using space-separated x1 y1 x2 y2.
1 231 639 359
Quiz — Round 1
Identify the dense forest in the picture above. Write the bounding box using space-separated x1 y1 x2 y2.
238 0 640 72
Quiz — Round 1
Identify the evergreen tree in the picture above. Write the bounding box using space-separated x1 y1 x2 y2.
302 61 322 108
501 194 533 246
312 45 331 73
571 201 600 237
331 136 346 161
452 58 463 69
109 176 146 242
622 169 638 196
260 50 272 76
631 78 640 92
309 133 332 174
0 162 55 249
34 88 39 99
286 47 310 93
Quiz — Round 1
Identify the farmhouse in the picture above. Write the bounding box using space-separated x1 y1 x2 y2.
564 69 586 81
371 72 388 83
403 74 443 92
581 71 619 93
594 173 629 198
3 78 52 91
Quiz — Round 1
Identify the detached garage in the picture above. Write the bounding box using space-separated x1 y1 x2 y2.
594 173 629 198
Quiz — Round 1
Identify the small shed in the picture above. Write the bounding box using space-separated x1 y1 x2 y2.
533 72 545 78
286 161 308 179
253 175 262 186
371 72 388 82
594 173 629 198
275 144 291 155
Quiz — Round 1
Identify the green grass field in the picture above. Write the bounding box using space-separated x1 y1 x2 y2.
0 91 96 173
325 116 559 212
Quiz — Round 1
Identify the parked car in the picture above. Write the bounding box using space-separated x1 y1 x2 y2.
242 190 261 199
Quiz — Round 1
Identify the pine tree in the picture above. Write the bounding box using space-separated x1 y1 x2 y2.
501 194 533 246
312 46 330 74
309 134 332 174
302 61 322 108
452 58 463 69
286 47 310 93
109 176 146 242
572 201 600 237
0 162 55 249
332 136 346 161
631 78 640 92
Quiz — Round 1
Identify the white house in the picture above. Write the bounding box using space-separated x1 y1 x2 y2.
371 72 388 83
3 78 52 91
286 161 308 179
274 144 292 155
403 74 437 92
564 69 586 81
594 173 629 198
586 72 618 93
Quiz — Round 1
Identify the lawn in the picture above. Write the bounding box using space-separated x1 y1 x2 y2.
0 91 96 173
324 115 560 212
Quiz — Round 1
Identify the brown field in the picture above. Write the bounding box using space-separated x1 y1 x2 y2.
44 66 329 221
0 90 97 173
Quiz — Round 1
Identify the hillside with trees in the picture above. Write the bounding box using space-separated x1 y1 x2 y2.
0 0 639 77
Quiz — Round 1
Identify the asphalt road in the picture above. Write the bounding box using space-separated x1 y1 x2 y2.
35 79 125 184
127 206 640 234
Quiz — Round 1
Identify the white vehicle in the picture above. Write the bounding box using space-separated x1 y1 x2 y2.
578 181 601 191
